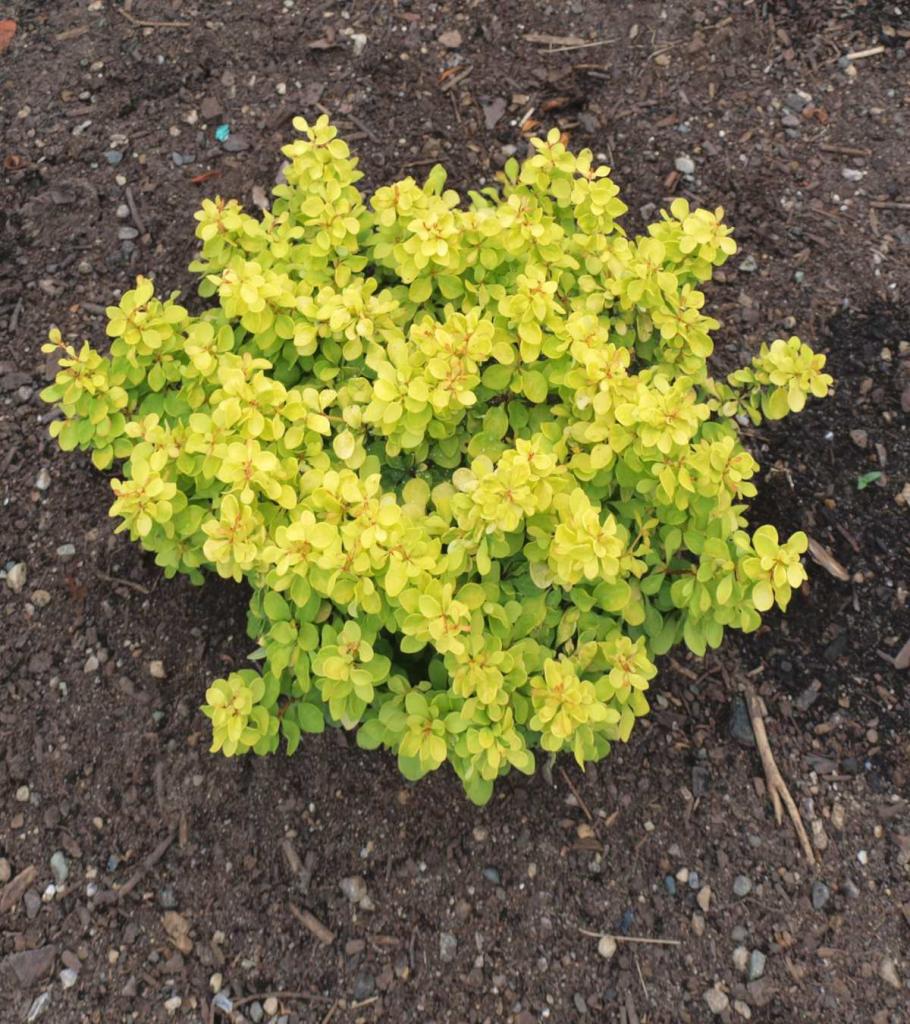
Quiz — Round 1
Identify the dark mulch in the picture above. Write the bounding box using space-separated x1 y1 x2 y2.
1 2 908 1022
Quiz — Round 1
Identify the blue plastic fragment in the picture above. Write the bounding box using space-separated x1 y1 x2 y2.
215 123 230 143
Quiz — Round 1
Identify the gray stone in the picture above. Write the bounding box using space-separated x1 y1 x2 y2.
781 112 800 128
663 875 677 895
49 852 69 885
26 993 51 1022
704 987 729 1014
352 972 375 1000
339 875 367 903
56 544 76 560
35 468 51 490
59 969 78 990
738 255 758 273
248 1001 264 1023
747 949 767 981
811 881 830 910
439 931 457 962
728 696 755 747
158 887 177 910
784 92 810 112
222 135 250 152
733 875 752 898
118 226 139 241
6 563 26 593
104 150 124 166
3 946 57 987
675 155 695 175
482 866 501 885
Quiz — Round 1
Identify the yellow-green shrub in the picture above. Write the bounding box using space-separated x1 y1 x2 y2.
41 117 831 803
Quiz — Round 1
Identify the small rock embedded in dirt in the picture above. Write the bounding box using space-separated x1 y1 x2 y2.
841 167 865 182
6 562 26 593
104 150 123 165
857 849 868 865
49 852 69 885
733 875 752 897
223 134 250 152
164 996 182 1014
263 996 279 1016
0 859 10 883
748 949 767 981
56 544 75 560
26 993 51 1022
482 866 501 885
15 785 30 802
118 226 139 241
352 972 375 1000
785 91 811 112
149 660 167 679
849 428 868 448
738 255 758 273
249 1002 264 1023
733 1000 753 1020
879 957 901 989
35 468 50 490
697 885 712 912
158 886 178 910
728 696 755 746
340 875 367 903
675 155 695 175
200 96 221 120
663 875 677 895
438 29 463 48
3 945 57 987
83 654 99 674
704 986 729 1015
116 203 130 219
811 881 830 910
439 931 457 962
59 968 78 990
781 112 801 128
597 934 617 959
691 912 705 937
733 946 749 972
483 98 507 131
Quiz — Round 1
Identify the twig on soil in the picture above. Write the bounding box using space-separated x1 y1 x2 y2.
94 568 150 594
233 991 332 1008
559 767 595 824
351 996 379 1009
95 827 176 904
116 7 190 29
320 1002 339 1024
635 952 649 999
289 902 335 945
9 296 23 333
743 682 817 865
845 45 885 60
819 143 871 157
869 200 910 210
124 186 147 236
577 928 681 946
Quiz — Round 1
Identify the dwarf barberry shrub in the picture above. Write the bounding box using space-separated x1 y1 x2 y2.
42 117 831 803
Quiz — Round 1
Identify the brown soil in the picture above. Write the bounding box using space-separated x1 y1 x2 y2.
1 2 908 1023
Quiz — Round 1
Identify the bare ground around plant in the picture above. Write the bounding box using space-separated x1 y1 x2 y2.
1 2 908 1023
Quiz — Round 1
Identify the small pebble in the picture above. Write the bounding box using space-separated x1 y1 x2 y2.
843 878 860 899
675 155 695 175
6 562 27 593
26 993 51 1023
15 785 30 802
339 875 367 903
118 226 139 241
879 956 901 990
439 931 457 962
597 934 617 959
35 468 51 490
352 972 375 1000
158 887 178 910
704 987 729 1015
164 996 182 1014
781 112 801 128
857 849 868 865
733 1000 753 1020
696 885 712 912
56 544 76 560
728 696 755 746
213 992 233 1013
482 866 501 885
0 858 10 883
687 871 700 890
116 203 130 219
249 1003 264 1024
50 851 69 884
738 255 758 273
104 150 124 166
747 949 766 981
841 167 865 182
731 925 747 943
811 881 830 910
733 946 749 972
31 590 52 608
733 875 752 897
84 655 99 674
691 913 705 937
149 660 167 679
263 996 279 1016
59 968 78 990
663 875 677 895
